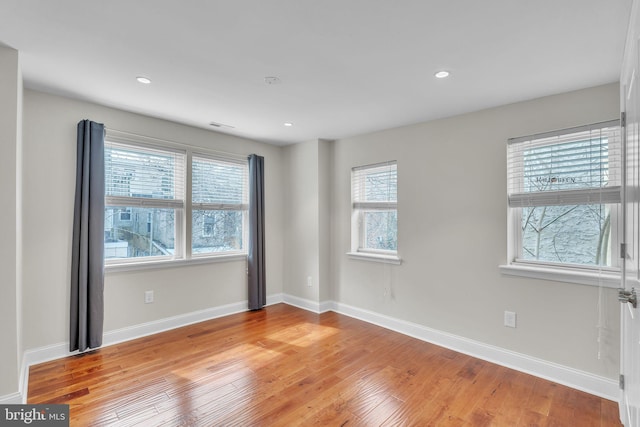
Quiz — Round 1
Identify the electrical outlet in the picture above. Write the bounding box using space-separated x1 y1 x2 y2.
504 311 516 328
307 276 313 287
145 290 154 304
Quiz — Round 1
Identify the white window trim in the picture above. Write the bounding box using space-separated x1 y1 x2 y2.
503 120 622 286
350 161 398 260
190 152 249 258
105 253 247 273
104 129 250 268
499 262 620 288
347 251 402 265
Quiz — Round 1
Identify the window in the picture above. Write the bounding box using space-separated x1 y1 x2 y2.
105 142 185 261
118 208 132 221
506 120 621 274
191 155 248 256
104 137 249 265
350 161 399 262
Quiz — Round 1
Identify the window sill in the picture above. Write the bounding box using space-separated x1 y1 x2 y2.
105 253 247 273
499 263 620 288
347 252 402 265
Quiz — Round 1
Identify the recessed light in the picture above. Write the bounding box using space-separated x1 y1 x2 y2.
136 76 151 84
434 70 450 79
284 122 293 127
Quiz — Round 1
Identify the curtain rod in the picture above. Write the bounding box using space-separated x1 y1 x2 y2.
105 127 250 161
508 119 620 145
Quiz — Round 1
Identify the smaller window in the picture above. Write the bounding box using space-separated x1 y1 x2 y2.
351 161 398 257
119 208 131 221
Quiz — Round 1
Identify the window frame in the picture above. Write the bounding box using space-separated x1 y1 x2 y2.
118 208 132 222
502 120 622 287
348 161 401 264
104 131 249 270
190 153 249 258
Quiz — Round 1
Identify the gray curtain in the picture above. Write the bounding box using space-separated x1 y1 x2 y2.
70 120 105 352
248 154 266 310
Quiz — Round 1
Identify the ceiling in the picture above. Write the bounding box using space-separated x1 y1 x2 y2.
0 1 633 146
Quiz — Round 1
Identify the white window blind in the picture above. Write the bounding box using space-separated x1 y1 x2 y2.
191 154 249 210
105 141 185 208
351 161 398 253
352 161 397 209
507 120 621 207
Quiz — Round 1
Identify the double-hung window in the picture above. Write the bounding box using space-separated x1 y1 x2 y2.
350 161 399 262
104 136 249 265
191 154 248 256
506 120 621 278
104 141 185 261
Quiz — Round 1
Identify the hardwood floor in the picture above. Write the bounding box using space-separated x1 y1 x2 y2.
28 304 621 426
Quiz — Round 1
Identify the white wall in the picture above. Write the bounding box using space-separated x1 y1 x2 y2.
283 140 320 302
283 138 334 305
318 139 333 303
0 45 22 399
15 48 23 398
21 90 285 350
330 83 621 379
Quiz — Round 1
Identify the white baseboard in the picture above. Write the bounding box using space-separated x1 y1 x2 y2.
102 300 250 348
326 300 619 401
18 357 29 403
22 294 284 366
0 391 22 404
266 293 285 306
5 294 618 406
282 294 323 312
22 300 248 368
281 294 333 314
11 294 286 405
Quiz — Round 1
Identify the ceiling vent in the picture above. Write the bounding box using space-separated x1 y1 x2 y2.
209 121 235 129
